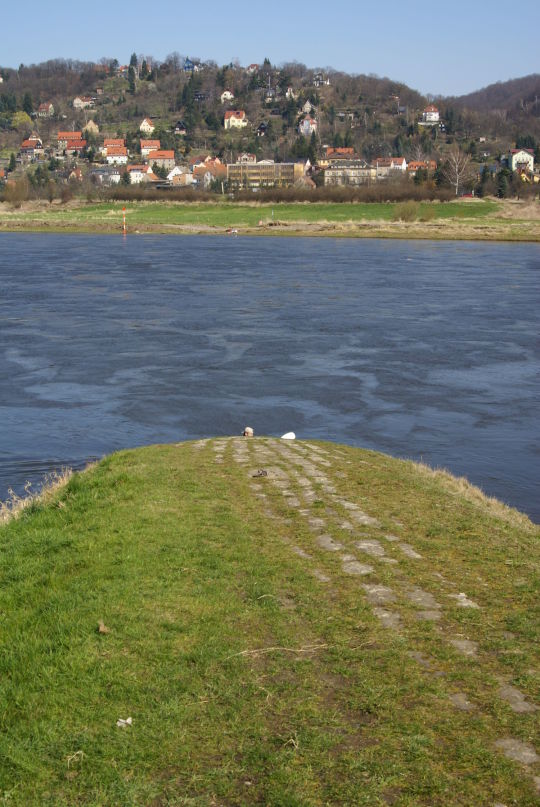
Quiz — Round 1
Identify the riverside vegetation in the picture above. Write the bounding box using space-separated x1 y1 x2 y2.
1 197 539 241
0 438 538 806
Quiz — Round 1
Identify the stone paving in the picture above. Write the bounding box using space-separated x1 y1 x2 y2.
201 437 539 796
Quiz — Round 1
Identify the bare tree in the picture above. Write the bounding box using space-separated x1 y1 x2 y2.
441 144 474 196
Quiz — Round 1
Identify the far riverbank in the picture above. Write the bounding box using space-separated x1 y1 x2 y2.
1 198 539 241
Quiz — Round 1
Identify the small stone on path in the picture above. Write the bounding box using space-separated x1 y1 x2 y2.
450 693 475 711
342 560 373 576
398 543 422 559
498 685 538 714
356 539 386 557
373 608 401 629
363 584 395 605
406 587 439 609
450 638 478 657
495 738 539 765
312 569 331 583
317 534 344 552
449 593 480 609
292 546 311 559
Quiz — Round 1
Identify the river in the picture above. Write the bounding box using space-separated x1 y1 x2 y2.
1 233 538 521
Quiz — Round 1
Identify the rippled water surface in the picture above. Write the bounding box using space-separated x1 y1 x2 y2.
1 233 538 521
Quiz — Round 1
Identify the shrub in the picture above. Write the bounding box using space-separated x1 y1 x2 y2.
392 201 419 222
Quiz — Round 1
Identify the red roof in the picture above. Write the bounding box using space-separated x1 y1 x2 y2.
424 105 439 113
225 110 246 120
510 148 534 155
65 140 87 150
104 138 125 147
21 139 42 149
58 131 82 140
147 150 175 159
140 139 161 148
107 146 127 156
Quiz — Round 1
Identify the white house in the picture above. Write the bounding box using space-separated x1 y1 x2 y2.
106 146 128 165
140 117 155 134
73 96 95 110
220 90 235 104
421 105 440 124
126 164 158 184
509 148 534 173
140 139 161 158
224 110 248 130
285 87 297 100
298 116 317 137
167 165 194 186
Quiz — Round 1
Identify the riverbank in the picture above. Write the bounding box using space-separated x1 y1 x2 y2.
1 197 539 241
1 438 538 805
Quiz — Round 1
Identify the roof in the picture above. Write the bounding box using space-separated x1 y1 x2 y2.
104 139 125 147
65 140 87 149
141 117 154 125
38 102 53 109
424 105 439 112
21 139 42 149
510 149 534 155
127 164 151 172
106 146 127 156
147 150 175 159
58 131 82 139
224 110 246 119
140 139 161 148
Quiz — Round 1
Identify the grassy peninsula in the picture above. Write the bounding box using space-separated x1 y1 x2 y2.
1 438 538 806
1 197 539 241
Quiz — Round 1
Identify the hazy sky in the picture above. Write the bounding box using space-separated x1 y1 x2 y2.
3 0 539 96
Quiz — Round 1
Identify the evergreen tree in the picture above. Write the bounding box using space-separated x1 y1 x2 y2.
8 152 16 171
22 92 33 115
129 52 138 68
128 66 136 95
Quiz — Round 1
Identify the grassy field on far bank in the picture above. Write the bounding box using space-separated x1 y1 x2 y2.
0 438 538 806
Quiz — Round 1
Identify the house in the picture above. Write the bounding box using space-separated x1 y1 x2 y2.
140 117 155 134
68 167 83 182
106 146 128 165
406 160 437 176
37 102 54 118
246 63 259 74
257 122 268 137
298 117 317 137
126 164 158 184
183 58 195 73
237 153 257 164
147 150 176 170
302 100 313 114
167 166 194 186
324 159 376 186
220 90 235 104
313 72 330 87
189 155 225 173
20 136 43 160
224 110 248 130
227 160 306 189
90 166 121 185
509 148 534 173
285 87 297 100
317 147 355 169
421 105 440 124
374 156 407 176
174 120 187 135
57 131 82 149
140 139 161 158
101 138 125 156
65 139 87 156
83 120 99 136
73 96 95 110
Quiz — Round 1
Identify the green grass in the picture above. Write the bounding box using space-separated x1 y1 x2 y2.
0 439 538 806
37 199 500 227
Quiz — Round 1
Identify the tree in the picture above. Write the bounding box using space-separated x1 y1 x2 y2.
11 111 32 131
22 92 33 115
129 52 138 68
8 152 16 171
121 170 131 185
128 65 136 95
441 145 473 196
141 59 148 79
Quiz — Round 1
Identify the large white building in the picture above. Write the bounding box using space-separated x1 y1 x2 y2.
509 148 535 173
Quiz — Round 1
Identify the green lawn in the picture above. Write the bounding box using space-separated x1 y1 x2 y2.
12 199 501 229
0 439 538 806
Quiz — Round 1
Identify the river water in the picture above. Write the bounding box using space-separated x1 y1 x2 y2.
1 233 538 521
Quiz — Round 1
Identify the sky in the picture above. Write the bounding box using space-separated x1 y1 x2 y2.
3 0 539 97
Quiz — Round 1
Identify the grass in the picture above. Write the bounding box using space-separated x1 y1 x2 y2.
0 438 538 806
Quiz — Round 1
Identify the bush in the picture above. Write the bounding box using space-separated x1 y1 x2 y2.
392 201 419 221
418 204 437 222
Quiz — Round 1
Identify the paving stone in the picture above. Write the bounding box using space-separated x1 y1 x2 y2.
495 738 539 765
362 584 395 605
308 517 326 529
373 608 401 629
384 534 401 542
312 568 332 582
292 546 311 559
355 539 386 557
406 587 439 609
449 638 478 657
342 560 374 576
449 593 480 609
398 543 422 559
317 534 344 552
349 511 381 527
498 685 538 714
415 610 442 621
450 693 475 711
408 651 432 669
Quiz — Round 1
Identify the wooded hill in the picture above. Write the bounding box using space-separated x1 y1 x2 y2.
1 57 539 165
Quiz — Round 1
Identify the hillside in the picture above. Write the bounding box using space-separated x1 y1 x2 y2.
0 438 538 806
452 74 540 115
